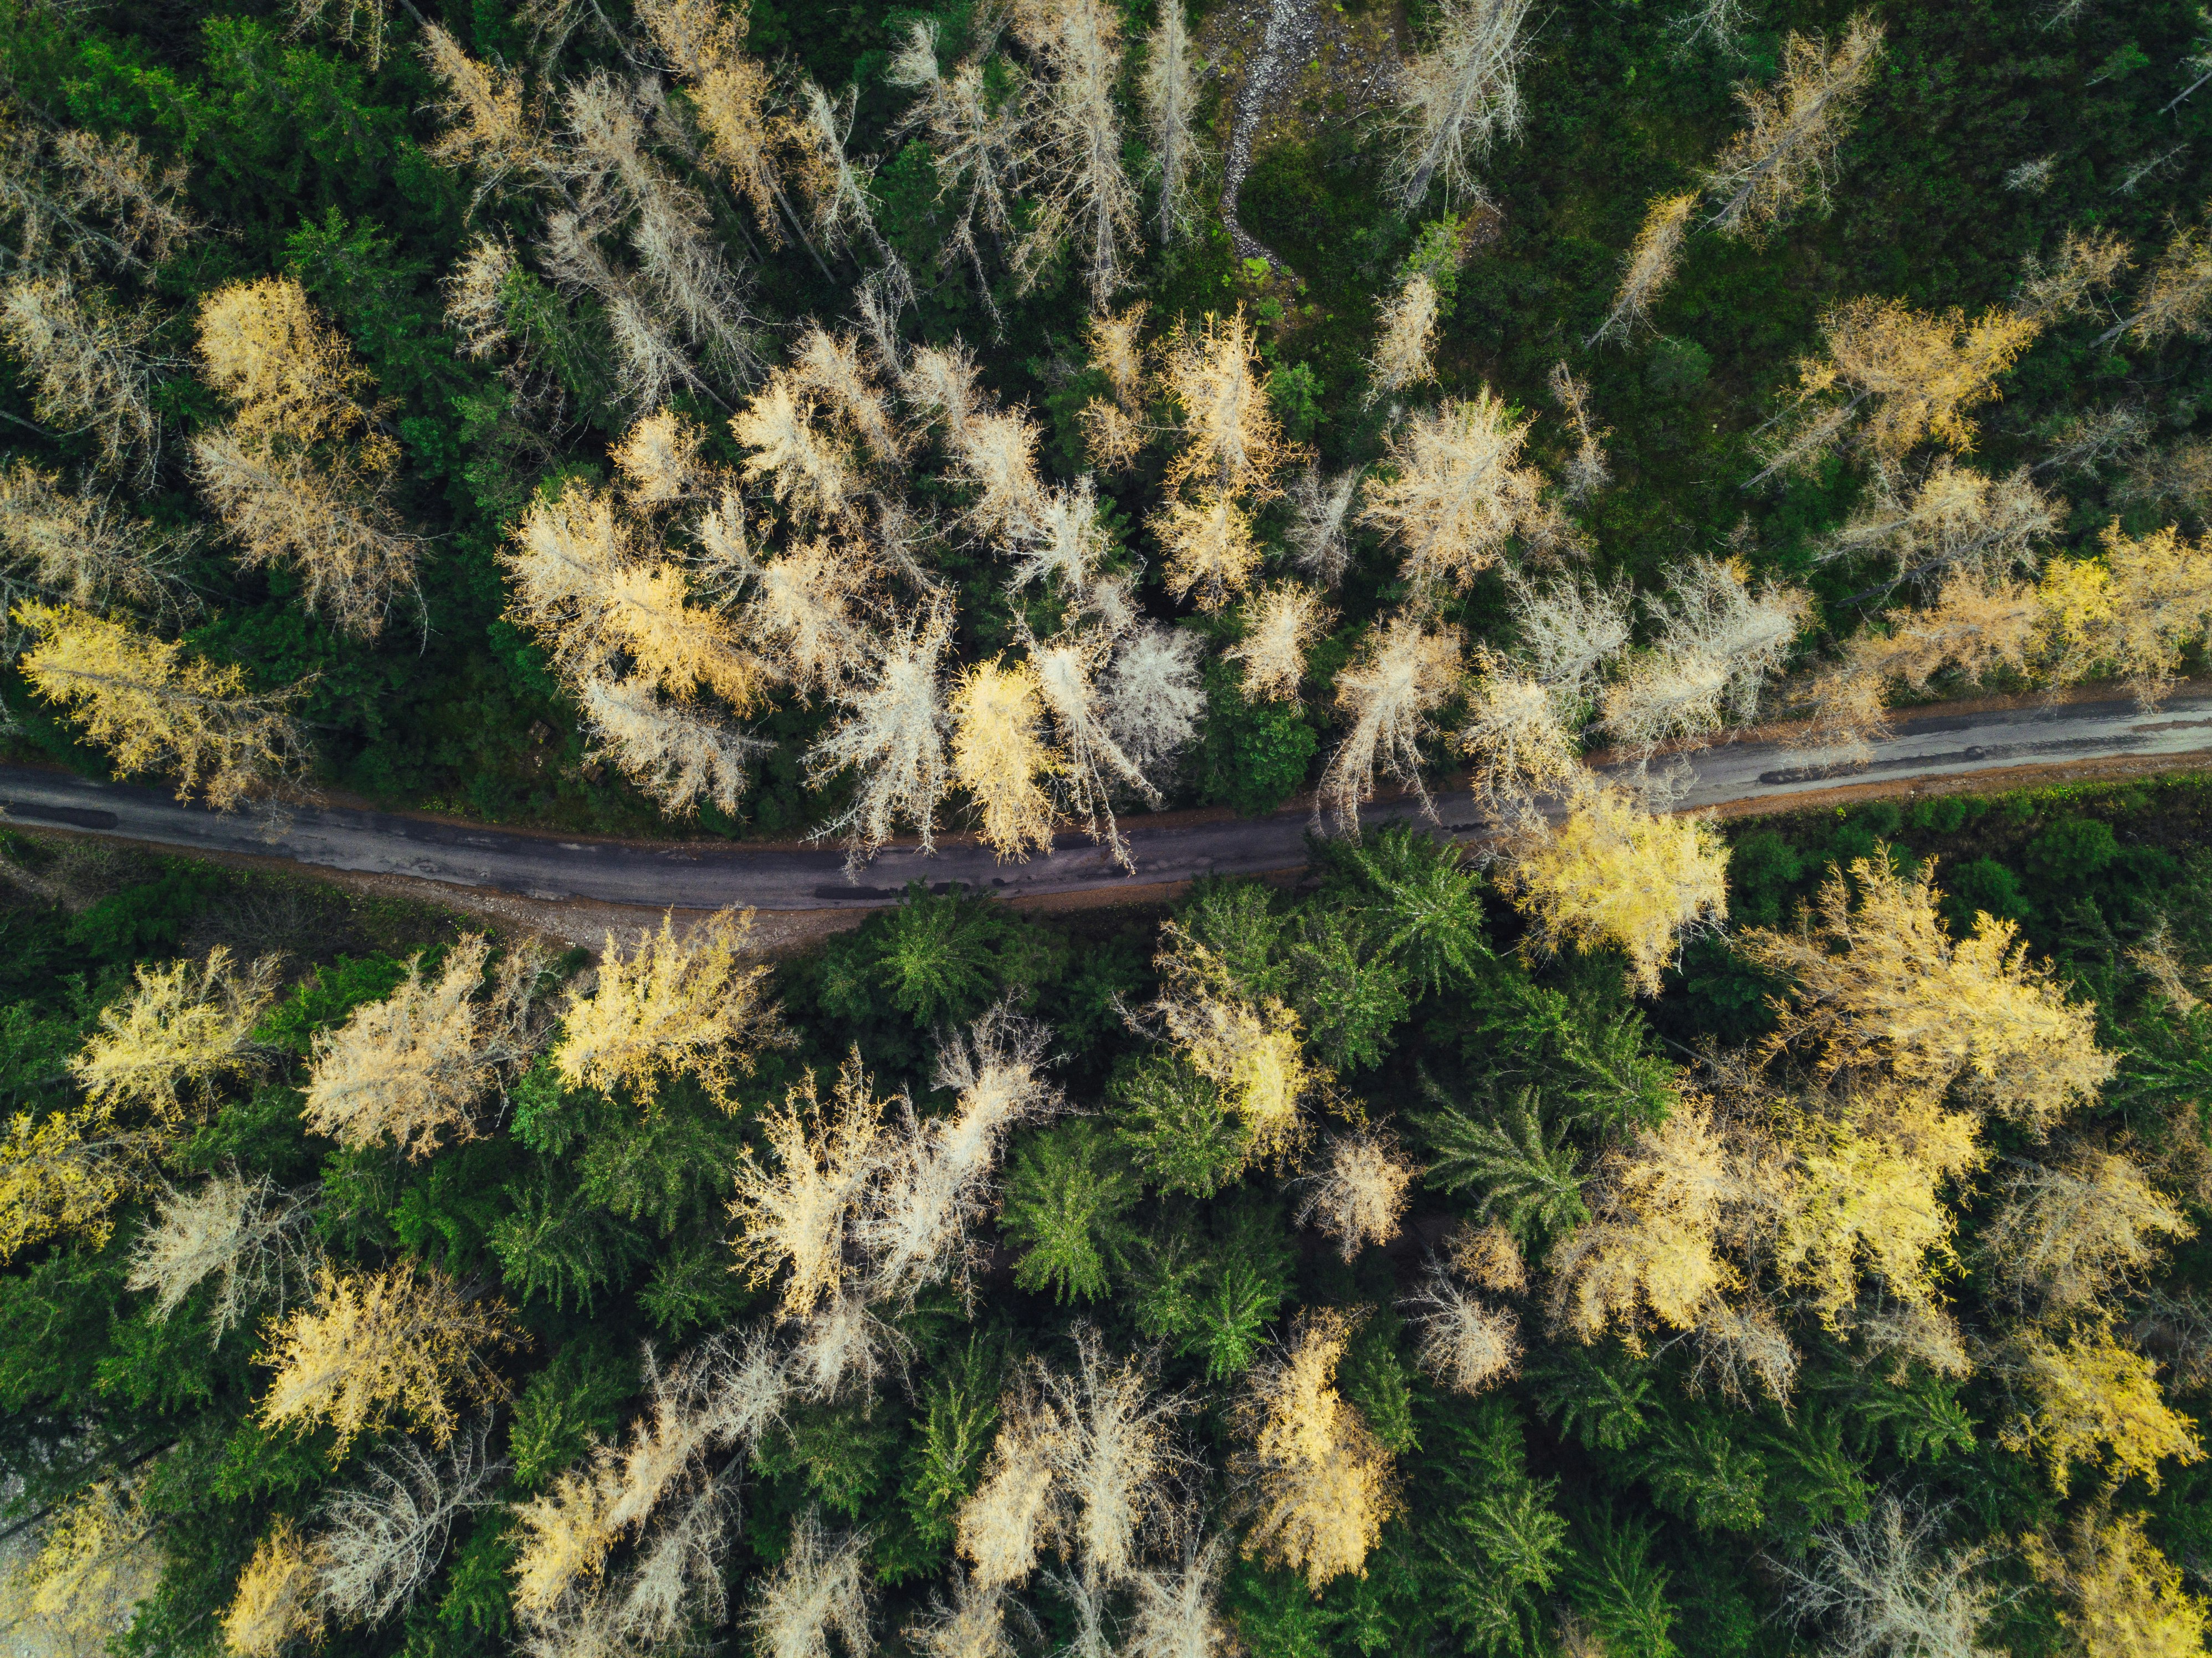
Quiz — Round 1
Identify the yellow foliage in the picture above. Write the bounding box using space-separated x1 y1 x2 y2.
1455 658 1583 804
220 1519 325 1657
1299 1129 1417 1258
1365 271 1440 401
729 1050 888 1318
15 600 305 809
1153 486 1262 611
730 369 862 523
951 656 1059 860
73 945 278 1118
2037 520 2212 707
1803 575 2040 751
550 909 784 1103
258 1261 518 1454
1497 782 1730 995
504 480 762 712
612 406 713 507
1590 191 1696 346
1548 1098 1743 1343
0 459 185 613
1999 1326 2204 1495
1318 613 1463 832
193 275 388 460
0 1100 156 1262
1773 1082 1984 1325
1232 1309 1399 1588
303 933 551 1159
958 1373 1063 1590
1815 295 2042 458
1359 390 1544 590
2026 1510 2211 1658
0 1478 162 1658
1225 582 1332 702
1984 1148 2194 1312
1152 926 1322 1166
1700 14 1885 241
0 273 160 478
1738 851 2113 1130
418 24 541 193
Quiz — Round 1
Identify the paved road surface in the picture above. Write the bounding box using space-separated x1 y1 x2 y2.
4 688 2210 912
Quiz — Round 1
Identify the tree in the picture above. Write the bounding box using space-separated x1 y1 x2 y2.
0 274 161 479
577 672 769 817
1284 464 1362 586
1392 0 1534 208
1738 851 2113 1130
1124 1534 1233 1658
1799 575 2041 752
731 370 864 524
1549 362 1611 500
1586 192 1696 347
1701 16 1886 241
951 656 1059 860
1001 1119 1138 1303
736 535 881 700
1816 459 2059 599
728 1049 890 1318
959 1366 1064 1589
2036 520 2212 708
1102 622 1205 780
1231 1308 1400 1588
1078 306 1150 469
1599 559 1810 754
1149 925 1324 1166
1997 1326 2203 1494
1226 584 1331 702
303 934 553 1159
2097 209 2212 350
125 1168 318 1342
1318 615 1463 832
15 600 306 808
1297 1129 1416 1258
1038 1328 1187 1587
316 1424 506 1626
1409 1260 1522 1393
1011 0 1141 306
1545 1098 1744 1343
2015 227 2132 327
0 460 191 613
1984 1149 2194 1312
550 909 785 1103
747 1507 873 1658
1155 488 1261 611
0 1095 156 1262
1457 657 1583 805
1032 628 1159 868
503 479 761 709
221 1519 325 1657
2025 1509 2211 1658
1140 2 1205 245
73 945 277 1116
862 1006 1062 1307
1366 272 1441 402
888 18 1024 307
1360 392 1544 591
637 0 799 249
0 1478 162 1658
418 24 542 198
1776 1497 1995 1658
1496 781 1730 995
807 594 955 868
950 407 1048 547
193 275 387 457
259 1262 519 1454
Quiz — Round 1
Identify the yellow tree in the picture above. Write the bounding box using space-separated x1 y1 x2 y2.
1359 391 1545 591
74 945 279 1116
194 275 388 458
1365 272 1440 403
2025 1510 2211 1658
2098 210 2212 351
0 1101 157 1261
1077 304 1150 468
1153 308 1298 609
1701 14 1886 241
1317 615 1463 832
1225 583 1332 703
1587 192 1696 347
550 909 784 1103
303 934 552 1159
951 656 1059 860
1738 851 2113 1130
1391 0 1534 209
1297 1129 1417 1258
2036 520 2212 708
1149 925 1323 1166
258 1262 518 1454
728 1050 889 1318
1798 574 2041 752
0 460 191 613
1997 1326 2203 1495
1231 1309 1400 1588
0 1478 163 1658
1983 1148 2194 1312
1010 0 1142 306
221 1521 325 1658
0 273 160 479
16 601 306 808
1497 781 1730 995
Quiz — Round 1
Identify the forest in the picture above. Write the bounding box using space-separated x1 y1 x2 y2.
6 0 2212 1650
4 772 2212 1658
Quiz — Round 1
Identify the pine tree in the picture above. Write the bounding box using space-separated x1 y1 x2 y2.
258 1262 519 1454
16 600 306 808
1392 0 1534 208
551 908 785 1103
1700 15 1886 242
